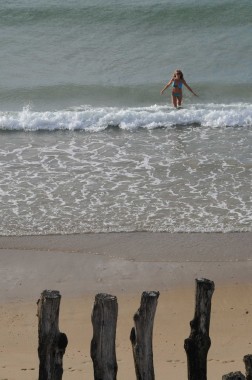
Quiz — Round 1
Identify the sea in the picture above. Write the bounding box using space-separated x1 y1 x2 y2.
0 0 251 236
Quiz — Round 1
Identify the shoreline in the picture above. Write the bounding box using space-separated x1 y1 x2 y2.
1 231 252 302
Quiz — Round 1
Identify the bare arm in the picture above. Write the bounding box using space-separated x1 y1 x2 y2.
160 78 173 94
183 80 198 96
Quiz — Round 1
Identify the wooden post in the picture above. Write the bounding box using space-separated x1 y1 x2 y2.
37 290 68 380
244 355 252 380
222 372 245 380
90 293 118 380
184 278 215 380
130 291 160 380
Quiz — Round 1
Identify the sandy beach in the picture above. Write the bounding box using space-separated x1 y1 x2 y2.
1 232 252 380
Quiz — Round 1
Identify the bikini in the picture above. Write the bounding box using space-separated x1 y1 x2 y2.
172 80 183 97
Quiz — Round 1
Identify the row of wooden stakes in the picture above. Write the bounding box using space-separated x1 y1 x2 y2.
37 278 252 380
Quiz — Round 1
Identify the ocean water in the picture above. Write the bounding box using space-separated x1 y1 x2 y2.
0 0 251 235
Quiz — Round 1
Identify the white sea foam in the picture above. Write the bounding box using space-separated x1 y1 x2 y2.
0 103 251 132
1 1 251 235
0 117 251 235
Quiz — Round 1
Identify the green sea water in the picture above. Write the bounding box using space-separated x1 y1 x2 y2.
0 0 251 235
0 0 251 109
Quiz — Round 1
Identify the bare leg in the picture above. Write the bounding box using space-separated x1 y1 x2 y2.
177 96 182 107
172 95 178 108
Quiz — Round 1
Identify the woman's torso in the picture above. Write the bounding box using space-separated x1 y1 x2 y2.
172 79 183 94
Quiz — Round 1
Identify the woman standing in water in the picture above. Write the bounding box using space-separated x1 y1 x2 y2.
160 69 198 108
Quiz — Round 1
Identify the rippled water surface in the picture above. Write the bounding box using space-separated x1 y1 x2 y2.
0 0 251 235
1 123 251 235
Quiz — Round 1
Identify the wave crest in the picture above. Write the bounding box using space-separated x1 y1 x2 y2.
0 103 251 132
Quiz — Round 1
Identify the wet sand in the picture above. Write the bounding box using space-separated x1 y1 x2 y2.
1 232 252 379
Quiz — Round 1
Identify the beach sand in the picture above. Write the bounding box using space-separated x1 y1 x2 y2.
1 232 252 379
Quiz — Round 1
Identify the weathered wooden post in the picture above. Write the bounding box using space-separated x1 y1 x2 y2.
37 290 68 380
184 278 215 380
222 372 246 380
91 293 118 380
130 291 160 380
244 355 252 380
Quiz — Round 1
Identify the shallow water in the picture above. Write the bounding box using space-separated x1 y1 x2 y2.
1 119 251 235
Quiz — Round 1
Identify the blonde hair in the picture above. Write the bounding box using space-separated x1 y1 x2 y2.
173 69 184 80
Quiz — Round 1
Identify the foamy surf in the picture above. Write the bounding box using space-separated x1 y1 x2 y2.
0 103 251 132
0 112 251 235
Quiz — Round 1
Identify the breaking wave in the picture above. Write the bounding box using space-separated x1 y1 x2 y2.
0 103 251 132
